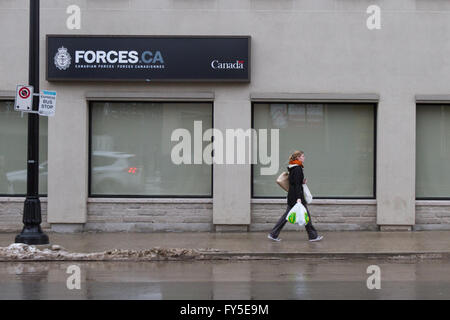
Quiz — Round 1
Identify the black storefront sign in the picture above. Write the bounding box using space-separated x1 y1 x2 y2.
47 35 250 82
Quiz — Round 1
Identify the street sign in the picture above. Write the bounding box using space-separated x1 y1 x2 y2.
14 85 34 111
38 90 56 116
47 35 251 82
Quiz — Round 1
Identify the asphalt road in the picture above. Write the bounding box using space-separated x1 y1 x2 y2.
1 259 450 299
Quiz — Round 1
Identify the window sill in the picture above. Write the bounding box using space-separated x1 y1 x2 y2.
88 198 213 204
416 200 450 206
0 197 48 203
251 198 376 205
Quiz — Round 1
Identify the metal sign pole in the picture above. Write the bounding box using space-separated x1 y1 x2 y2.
15 0 49 245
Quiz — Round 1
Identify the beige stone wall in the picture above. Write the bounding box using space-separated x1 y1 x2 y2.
6 198 450 232
85 199 377 232
251 200 377 232
86 199 213 232
415 202 450 231
0 198 49 232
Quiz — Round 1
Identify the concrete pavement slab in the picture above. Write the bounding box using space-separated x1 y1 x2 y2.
0 231 450 260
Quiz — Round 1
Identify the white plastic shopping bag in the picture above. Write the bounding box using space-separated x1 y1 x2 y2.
303 184 313 204
286 202 310 226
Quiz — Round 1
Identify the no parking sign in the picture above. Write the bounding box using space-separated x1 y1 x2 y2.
14 85 56 116
14 85 34 111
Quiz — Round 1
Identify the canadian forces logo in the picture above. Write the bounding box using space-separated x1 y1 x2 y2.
54 47 71 70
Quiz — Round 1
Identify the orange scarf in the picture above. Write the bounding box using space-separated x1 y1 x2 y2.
289 160 304 167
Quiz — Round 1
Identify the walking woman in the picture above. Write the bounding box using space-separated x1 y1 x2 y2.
268 150 323 242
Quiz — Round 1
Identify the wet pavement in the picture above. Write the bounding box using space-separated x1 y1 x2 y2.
2 231 450 299
1 259 450 299
1 231 450 259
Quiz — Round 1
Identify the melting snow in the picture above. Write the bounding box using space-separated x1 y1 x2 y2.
0 244 222 261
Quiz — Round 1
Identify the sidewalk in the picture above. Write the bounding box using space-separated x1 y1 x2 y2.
1 230 450 260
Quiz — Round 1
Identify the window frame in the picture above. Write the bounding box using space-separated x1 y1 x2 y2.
88 100 214 198
416 102 450 200
251 101 377 200
0 99 48 197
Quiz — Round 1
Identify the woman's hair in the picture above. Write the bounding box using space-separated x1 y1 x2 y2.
289 150 304 162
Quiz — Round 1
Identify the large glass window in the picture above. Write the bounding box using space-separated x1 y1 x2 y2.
0 100 48 195
416 104 450 199
90 102 212 196
253 103 375 198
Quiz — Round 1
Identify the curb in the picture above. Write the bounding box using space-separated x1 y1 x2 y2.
200 251 450 260
2 251 450 262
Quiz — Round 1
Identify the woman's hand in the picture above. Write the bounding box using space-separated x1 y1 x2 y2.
303 178 307 184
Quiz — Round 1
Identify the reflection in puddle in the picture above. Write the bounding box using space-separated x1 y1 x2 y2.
1 260 450 299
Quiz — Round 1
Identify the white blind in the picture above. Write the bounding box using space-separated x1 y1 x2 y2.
90 102 212 196
253 103 375 197
0 101 48 195
416 104 450 198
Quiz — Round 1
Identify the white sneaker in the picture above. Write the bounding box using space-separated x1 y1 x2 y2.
268 234 281 242
309 235 323 242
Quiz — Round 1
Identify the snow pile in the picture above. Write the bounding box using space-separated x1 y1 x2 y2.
0 243 222 261
6 243 39 255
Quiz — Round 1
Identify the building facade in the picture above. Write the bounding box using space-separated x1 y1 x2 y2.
1 0 450 233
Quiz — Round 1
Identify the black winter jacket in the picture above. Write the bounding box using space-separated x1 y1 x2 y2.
287 165 305 207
